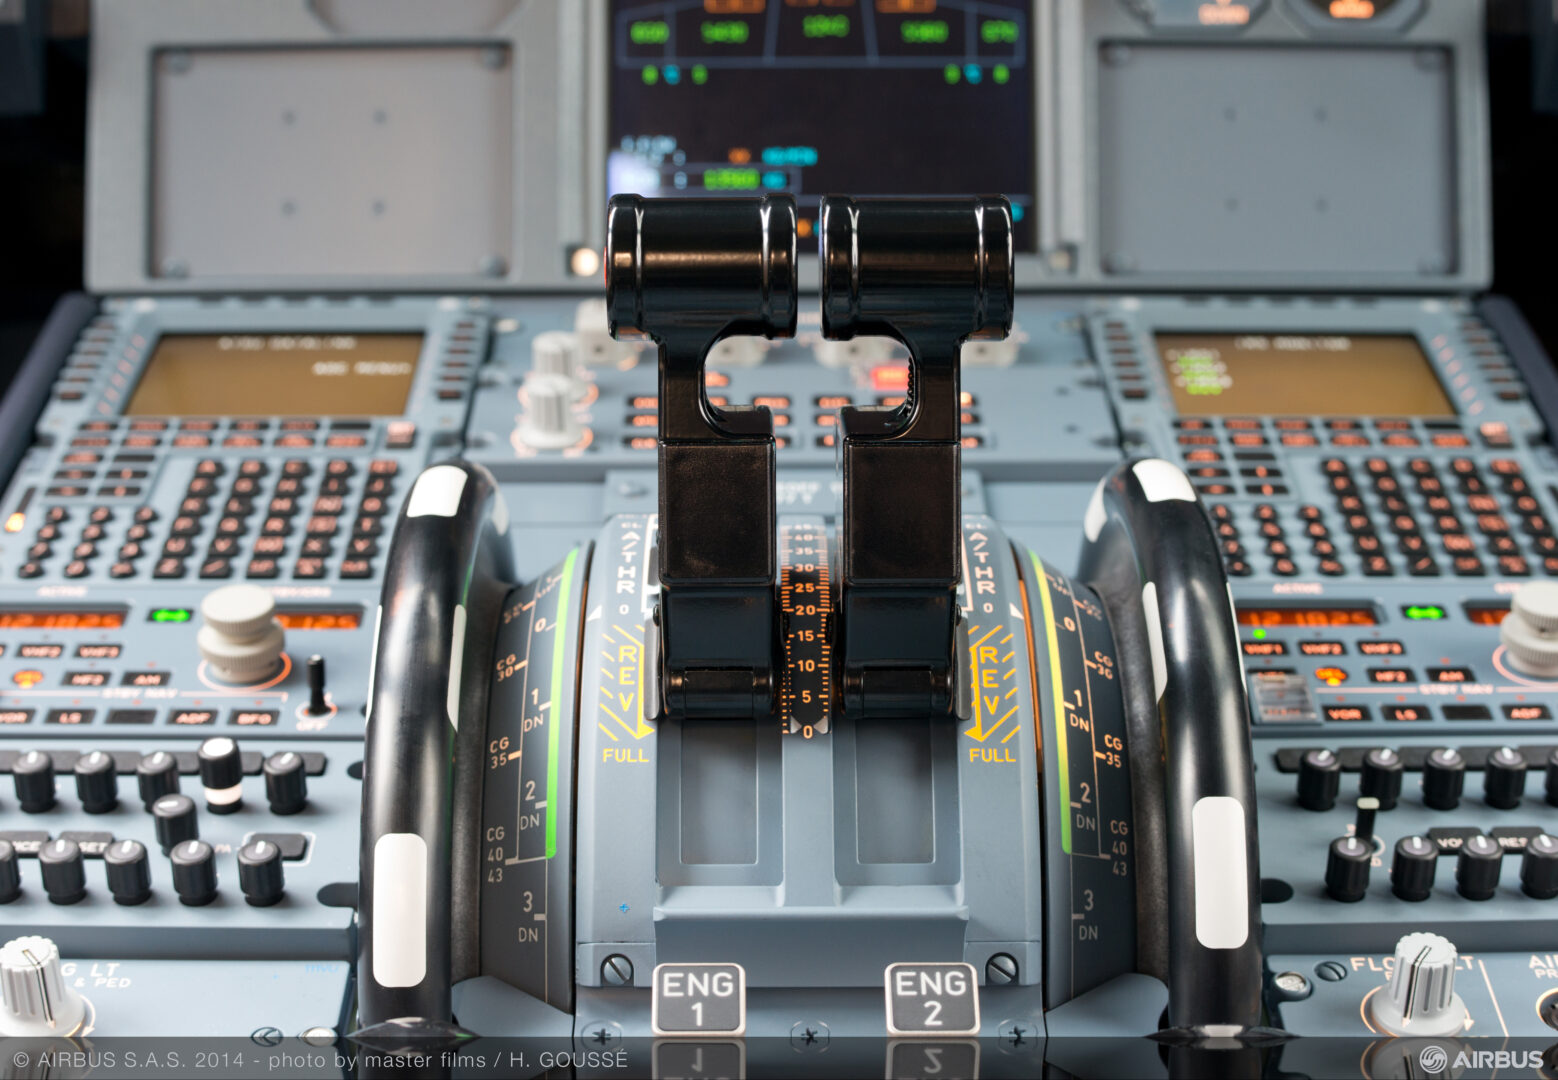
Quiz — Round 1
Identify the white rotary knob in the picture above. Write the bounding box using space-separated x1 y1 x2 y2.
1501 582 1558 676
530 330 587 402
1368 932 1467 1037
0 935 87 1036
519 373 583 450
197 584 286 683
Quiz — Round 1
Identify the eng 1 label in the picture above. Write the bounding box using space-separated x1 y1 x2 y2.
651 962 747 1037
884 962 981 1037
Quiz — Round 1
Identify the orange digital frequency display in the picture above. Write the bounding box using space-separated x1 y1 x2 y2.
1237 606 1378 628
0 609 127 630
274 609 362 631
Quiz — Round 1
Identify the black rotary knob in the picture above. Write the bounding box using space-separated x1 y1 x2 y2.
263 751 308 815
13 749 55 813
197 736 244 813
104 838 152 905
1360 747 1404 810
238 838 285 906
74 749 119 813
40 837 86 905
1545 748 1558 807
1422 747 1466 810
170 838 218 906
1390 834 1438 902
0 839 20 903
1522 833 1558 899
1455 834 1503 900
152 792 199 853
1298 748 1342 811
136 750 180 807
1326 834 1373 902
1484 746 1528 810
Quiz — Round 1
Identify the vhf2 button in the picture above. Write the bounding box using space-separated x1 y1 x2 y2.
885 962 981 1037
651 962 746 1037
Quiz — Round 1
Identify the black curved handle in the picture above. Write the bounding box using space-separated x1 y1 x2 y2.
357 459 515 1032
1076 457 1263 1036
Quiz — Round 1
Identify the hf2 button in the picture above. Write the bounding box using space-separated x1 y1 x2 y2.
650 962 747 1037
885 962 981 1037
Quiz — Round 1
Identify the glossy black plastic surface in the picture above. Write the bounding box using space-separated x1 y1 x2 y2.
819 195 1013 717
605 194 798 718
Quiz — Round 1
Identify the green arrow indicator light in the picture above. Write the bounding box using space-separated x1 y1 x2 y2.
1403 605 1446 621
149 607 193 623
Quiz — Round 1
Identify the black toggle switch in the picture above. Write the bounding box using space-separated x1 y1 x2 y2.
170 838 218 906
1521 833 1558 899
1326 797 1379 902
1359 747 1404 810
1297 748 1341 811
263 751 308 815
0 839 20 903
1455 833 1503 900
13 749 55 813
137 750 180 807
40 837 86 905
307 654 329 715
74 749 119 813
153 792 199 854
198 736 244 813
238 838 285 906
819 195 1014 719
1483 746 1527 810
1391 834 1437 902
1422 747 1465 811
605 193 797 720
104 838 152 906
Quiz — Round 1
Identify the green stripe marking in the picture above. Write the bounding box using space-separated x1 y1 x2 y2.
546 547 579 859
1031 552 1072 856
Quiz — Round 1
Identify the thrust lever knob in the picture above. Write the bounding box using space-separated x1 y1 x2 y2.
197 583 285 683
0 935 87 1036
1368 932 1468 1037
1500 581 1558 676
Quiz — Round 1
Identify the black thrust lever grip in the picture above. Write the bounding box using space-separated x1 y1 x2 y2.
605 194 798 718
356 458 515 1033
1076 457 1264 1037
819 195 1014 717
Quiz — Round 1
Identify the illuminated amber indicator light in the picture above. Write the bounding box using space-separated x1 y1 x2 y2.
1328 0 1375 17
1464 603 1510 627
1242 640 1286 656
1299 641 1345 656
1314 666 1348 686
0 609 127 630
1236 606 1378 628
1369 668 1413 684
1358 640 1405 656
3 512 23 533
275 609 362 631
1507 705 1550 721
10 670 43 689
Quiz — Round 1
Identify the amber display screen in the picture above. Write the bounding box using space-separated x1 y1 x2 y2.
275 608 363 631
0 609 127 630
1237 606 1379 628
125 333 422 417
1157 333 1455 418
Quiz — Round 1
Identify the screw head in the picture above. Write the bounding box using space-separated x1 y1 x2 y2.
985 953 1019 985
600 953 634 987
1314 960 1348 982
789 1020 829 1050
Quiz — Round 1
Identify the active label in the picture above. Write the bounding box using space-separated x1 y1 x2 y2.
884 962 980 1036
651 962 746 1037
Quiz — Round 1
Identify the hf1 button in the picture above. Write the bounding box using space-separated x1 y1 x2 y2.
651 962 746 1037
885 962 981 1037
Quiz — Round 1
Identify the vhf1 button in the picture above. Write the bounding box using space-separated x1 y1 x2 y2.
651 962 746 1037
884 962 981 1037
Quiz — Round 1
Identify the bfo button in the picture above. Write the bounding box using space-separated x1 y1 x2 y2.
884 962 981 1037
651 962 746 1037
